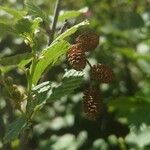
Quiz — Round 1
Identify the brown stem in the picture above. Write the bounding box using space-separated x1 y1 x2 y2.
48 0 61 45
19 124 32 150
86 59 92 68
59 19 70 34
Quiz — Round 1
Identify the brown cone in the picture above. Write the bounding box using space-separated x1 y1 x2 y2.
67 44 86 71
90 64 115 83
83 86 102 120
76 31 99 51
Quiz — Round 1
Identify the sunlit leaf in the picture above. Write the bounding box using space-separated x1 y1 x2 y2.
47 69 84 101
53 20 89 43
32 40 70 85
58 7 88 21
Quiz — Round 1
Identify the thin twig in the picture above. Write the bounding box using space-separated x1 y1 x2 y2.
48 0 61 45
59 19 70 34
40 0 62 83
86 59 92 68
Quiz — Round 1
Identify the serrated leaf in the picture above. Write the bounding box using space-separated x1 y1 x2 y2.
32 81 51 92
29 81 52 113
3 117 26 143
58 7 88 22
31 82 52 111
32 40 70 85
26 2 49 23
53 20 89 43
47 69 84 101
0 6 27 20
0 52 32 67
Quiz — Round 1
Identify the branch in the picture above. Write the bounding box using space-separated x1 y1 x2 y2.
48 0 61 45
19 124 32 150
86 59 92 68
59 19 70 34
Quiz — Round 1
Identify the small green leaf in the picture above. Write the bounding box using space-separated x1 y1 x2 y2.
47 69 84 101
0 52 32 67
15 17 42 42
0 6 27 20
32 40 70 85
53 20 89 43
3 117 26 143
26 2 49 23
58 7 88 22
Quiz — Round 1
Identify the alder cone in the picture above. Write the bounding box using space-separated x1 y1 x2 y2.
76 31 99 51
90 64 115 83
83 86 102 120
67 44 86 71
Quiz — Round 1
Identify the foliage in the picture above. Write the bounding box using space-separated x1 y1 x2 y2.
0 0 150 150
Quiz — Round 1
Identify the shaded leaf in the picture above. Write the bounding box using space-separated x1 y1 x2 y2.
26 2 49 23
0 23 15 35
119 48 150 62
3 117 26 143
15 17 42 41
108 97 150 127
0 52 32 67
0 6 27 20
115 12 144 30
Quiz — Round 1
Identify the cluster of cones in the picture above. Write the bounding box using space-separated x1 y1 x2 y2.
67 31 115 120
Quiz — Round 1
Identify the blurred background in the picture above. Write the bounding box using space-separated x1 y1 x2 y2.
0 0 150 149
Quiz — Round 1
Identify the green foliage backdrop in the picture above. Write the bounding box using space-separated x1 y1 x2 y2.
0 0 150 150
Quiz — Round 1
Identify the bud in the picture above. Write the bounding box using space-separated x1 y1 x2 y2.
76 31 99 51
67 44 86 71
83 86 103 120
90 64 115 83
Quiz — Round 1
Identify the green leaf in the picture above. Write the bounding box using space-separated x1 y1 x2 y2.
0 52 33 67
0 23 15 35
53 20 89 43
108 97 150 127
115 12 144 30
26 2 49 23
15 17 42 42
58 7 88 22
3 117 26 143
118 48 150 62
32 40 70 85
31 81 52 110
47 69 84 101
32 81 51 92
0 6 27 20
